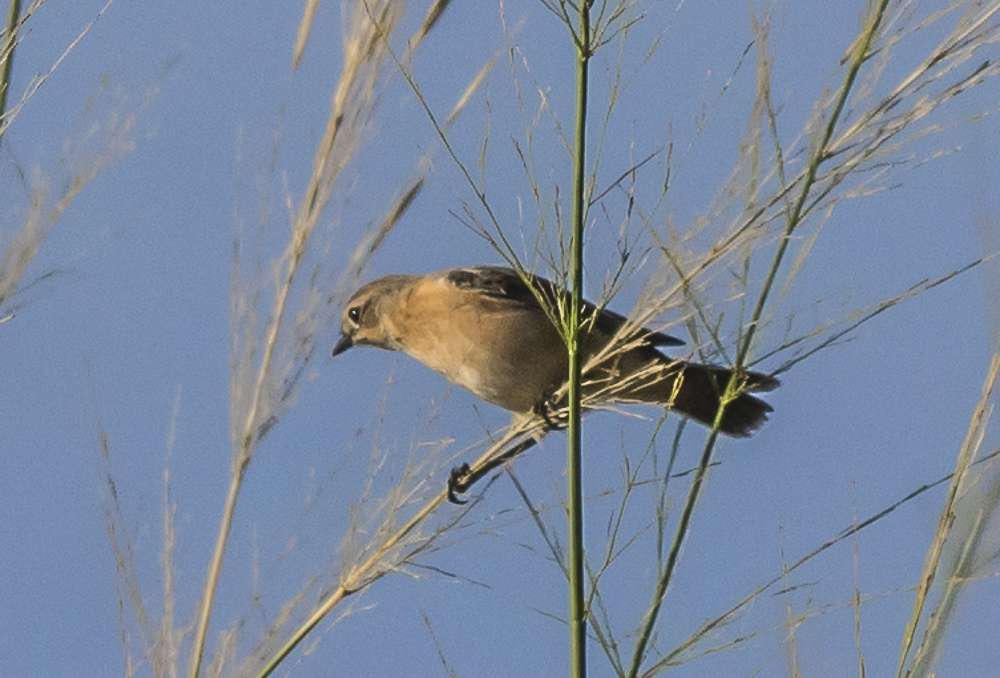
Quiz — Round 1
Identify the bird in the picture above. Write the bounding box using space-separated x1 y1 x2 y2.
333 265 777 436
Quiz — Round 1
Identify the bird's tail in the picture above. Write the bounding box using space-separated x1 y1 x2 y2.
607 361 778 437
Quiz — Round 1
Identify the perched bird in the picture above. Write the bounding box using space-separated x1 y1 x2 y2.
333 265 777 436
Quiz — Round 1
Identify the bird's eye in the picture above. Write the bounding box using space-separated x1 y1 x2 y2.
347 306 362 324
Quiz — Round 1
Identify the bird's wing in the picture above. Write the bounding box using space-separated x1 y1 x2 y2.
444 266 684 348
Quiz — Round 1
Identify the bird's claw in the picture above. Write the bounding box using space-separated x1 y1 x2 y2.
533 392 568 431
447 463 472 504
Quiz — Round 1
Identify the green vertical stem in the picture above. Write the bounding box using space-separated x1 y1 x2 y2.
567 3 590 678
0 0 22 150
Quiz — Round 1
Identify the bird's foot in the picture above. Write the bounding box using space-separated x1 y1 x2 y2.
445 434 544 504
447 463 473 504
534 391 569 431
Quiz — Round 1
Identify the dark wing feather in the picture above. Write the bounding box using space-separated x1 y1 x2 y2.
446 266 684 349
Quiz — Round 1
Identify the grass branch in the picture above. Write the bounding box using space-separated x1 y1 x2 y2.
896 350 1000 677
189 3 407 674
627 3 892 675
0 0 22 150
567 3 592 677
255 418 550 677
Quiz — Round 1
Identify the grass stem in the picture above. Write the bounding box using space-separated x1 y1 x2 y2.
567 2 592 676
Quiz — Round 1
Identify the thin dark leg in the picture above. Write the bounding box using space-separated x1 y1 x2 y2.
447 435 539 504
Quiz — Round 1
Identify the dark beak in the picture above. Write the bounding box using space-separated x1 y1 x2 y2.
332 333 354 357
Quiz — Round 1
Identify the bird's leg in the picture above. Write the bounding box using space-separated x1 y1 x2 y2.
447 434 541 504
446 395 565 504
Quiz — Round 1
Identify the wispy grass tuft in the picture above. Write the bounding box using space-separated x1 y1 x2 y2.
97 381 187 678
0 0 116 143
0 0 128 320
254 416 547 678
898 350 1000 677
183 2 500 675
0 0 23 150
192 2 415 674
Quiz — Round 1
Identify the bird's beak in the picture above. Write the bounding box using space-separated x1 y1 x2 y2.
332 333 354 357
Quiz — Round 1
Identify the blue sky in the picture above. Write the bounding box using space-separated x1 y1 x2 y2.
2 1 1000 677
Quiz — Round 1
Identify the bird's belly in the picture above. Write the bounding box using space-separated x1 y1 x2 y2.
418 346 561 413
400 303 569 414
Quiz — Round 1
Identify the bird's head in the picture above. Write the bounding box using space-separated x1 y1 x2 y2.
333 274 415 356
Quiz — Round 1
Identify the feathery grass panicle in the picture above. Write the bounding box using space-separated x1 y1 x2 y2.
907 459 1000 676
1 1 132 318
898 351 1000 677
0 4 177 674
197 2 414 674
0 0 116 143
97 383 188 678
255 416 548 678
193 1 505 674
0 0 24 149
